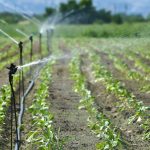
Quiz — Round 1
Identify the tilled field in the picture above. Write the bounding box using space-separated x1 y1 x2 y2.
0 38 150 149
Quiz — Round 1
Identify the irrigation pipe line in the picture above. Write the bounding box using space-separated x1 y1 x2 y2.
14 62 48 150
15 80 34 150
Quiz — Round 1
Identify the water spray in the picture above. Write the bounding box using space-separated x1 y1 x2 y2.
0 1 40 28
16 29 34 70
0 29 19 45
22 14 40 27
0 28 25 111
16 29 28 38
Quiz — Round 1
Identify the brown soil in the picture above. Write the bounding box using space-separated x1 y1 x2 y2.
49 58 98 150
1 38 150 150
80 54 150 150
0 44 12 53
98 51 150 106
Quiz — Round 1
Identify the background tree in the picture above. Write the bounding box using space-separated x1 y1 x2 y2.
112 14 123 24
44 7 56 17
59 0 79 13
79 0 92 8
97 9 112 23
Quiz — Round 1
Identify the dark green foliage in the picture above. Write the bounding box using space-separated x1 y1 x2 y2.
112 14 123 24
59 0 79 13
0 12 24 23
79 0 92 8
97 9 112 23
44 7 56 17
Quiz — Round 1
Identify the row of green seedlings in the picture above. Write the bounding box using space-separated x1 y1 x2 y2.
0 67 29 133
0 45 13 60
0 39 10 47
132 47 150 60
0 45 49 136
124 50 150 75
0 44 31 70
0 37 48 70
108 53 150 93
123 51 150 92
25 60 63 150
69 55 122 150
89 53 150 140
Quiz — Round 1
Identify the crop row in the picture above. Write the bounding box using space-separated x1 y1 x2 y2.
124 51 150 75
89 52 150 140
25 60 62 150
0 43 48 137
108 52 150 93
69 55 122 150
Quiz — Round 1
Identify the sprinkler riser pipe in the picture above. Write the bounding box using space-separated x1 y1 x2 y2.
18 41 25 98
39 33 42 58
29 36 33 62
7 63 19 149
47 30 50 53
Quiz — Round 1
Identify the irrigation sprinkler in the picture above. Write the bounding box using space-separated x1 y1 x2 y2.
29 35 33 63
46 29 50 53
18 41 25 107
7 63 35 150
7 64 19 150
0 28 25 107
46 26 55 54
29 35 33 74
16 29 33 73
39 32 42 58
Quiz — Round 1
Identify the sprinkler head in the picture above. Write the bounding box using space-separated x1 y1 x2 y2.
7 63 18 75
29 35 33 42
39 32 42 37
18 41 23 48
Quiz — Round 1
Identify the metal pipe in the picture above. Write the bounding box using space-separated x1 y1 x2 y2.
7 64 19 150
39 33 42 58
29 36 33 74
46 30 50 53
18 41 24 95
15 80 34 150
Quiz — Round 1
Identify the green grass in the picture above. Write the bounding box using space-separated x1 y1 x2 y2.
54 22 150 38
1 21 150 40
0 21 38 39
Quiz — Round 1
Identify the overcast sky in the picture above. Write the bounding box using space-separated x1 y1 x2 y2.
0 0 150 16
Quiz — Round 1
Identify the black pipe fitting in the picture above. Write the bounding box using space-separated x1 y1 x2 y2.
29 35 33 42
7 63 17 75
18 41 23 51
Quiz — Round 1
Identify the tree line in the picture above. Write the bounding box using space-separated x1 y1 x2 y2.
44 0 147 24
0 0 149 24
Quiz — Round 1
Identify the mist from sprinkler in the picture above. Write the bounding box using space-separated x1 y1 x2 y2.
0 1 40 28
16 29 29 38
17 54 72 71
0 29 19 45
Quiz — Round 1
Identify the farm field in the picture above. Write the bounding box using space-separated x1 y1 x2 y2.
0 23 150 150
